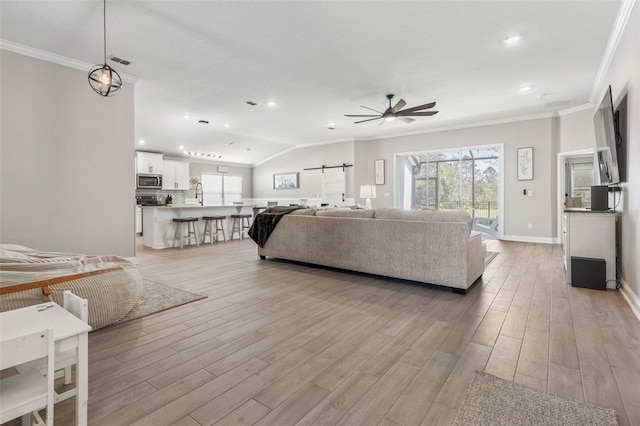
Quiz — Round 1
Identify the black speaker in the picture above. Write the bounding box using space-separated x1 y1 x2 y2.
571 257 606 290
591 185 609 211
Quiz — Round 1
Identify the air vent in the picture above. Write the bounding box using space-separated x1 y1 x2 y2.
544 99 572 109
109 56 131 66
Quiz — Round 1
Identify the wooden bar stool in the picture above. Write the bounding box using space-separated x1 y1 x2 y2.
202 215 227 244
172 217 199 249
229 214 252 240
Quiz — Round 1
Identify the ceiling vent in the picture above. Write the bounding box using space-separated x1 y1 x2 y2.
544 99 572 109
109 56 131 66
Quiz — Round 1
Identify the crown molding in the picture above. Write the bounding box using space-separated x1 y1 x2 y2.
0 39 139 84
556 103 595 116
589 0 637 103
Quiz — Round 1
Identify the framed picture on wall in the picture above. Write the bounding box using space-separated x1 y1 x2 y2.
375 159 385 185
517 147 533 180
273 172 299 189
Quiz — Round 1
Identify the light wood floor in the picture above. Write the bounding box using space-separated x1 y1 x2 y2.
49 237 639 425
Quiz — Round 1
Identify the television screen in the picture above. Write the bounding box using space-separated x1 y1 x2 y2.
593 86 620 185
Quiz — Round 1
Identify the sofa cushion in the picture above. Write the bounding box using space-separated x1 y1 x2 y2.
289 208 317 216
316 209 375 218
374 208 472 232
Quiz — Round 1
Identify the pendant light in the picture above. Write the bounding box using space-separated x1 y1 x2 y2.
88 0 122 97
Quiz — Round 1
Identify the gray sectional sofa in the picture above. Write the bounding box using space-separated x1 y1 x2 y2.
257 207 486 293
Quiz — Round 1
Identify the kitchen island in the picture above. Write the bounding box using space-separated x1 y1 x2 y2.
141 204 257 249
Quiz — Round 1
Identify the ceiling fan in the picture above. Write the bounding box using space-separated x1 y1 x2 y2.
345 94 438 124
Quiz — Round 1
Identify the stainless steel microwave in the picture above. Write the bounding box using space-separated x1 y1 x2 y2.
137 174 162 189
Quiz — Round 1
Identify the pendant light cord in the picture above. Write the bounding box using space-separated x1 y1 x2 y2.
103 0 107 64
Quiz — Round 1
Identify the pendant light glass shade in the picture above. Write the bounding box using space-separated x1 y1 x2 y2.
88 0 121 97
88 64 122 96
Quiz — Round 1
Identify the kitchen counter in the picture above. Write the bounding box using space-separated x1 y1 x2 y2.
141 204 257 249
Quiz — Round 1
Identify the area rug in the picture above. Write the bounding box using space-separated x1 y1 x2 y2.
117 280 207 323
453 370 618 426
485 251 498 266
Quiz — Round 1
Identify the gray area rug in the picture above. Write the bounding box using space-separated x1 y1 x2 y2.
453 371 618 426
118 280 206 323
485 251 498 266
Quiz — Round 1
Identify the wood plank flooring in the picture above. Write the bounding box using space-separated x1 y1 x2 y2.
46 237 640 425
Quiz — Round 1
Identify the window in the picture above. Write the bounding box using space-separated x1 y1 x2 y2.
402 148 499 219
571 162 594 208
201 174 242 205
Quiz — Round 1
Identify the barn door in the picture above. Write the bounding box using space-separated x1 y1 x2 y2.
322 169 345 206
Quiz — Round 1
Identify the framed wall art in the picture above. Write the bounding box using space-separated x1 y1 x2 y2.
374 159 385 185
273 172 299 189
517 147 533 180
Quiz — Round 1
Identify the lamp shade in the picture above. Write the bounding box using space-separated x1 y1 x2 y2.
359 185 377 199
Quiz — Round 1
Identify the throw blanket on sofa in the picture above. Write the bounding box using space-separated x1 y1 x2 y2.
249 206 303 248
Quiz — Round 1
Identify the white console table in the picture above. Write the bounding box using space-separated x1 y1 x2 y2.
563 209 617 289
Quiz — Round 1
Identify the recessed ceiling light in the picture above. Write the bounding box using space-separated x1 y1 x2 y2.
179 145 184 149
138 139 145 144
266 100 277 108
327 121 336 130
503 35 521 44
183 114 189 119
519 86 533 93
224 123 231 128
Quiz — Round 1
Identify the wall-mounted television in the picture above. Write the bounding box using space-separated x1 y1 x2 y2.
593 85 620 185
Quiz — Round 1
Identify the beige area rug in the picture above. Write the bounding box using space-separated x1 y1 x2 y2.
485 251 499 266
453 371 618 426
117 280 207 323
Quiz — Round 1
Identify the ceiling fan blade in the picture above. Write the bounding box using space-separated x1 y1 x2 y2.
344 114 381 117
354 117 384 124
391 99 406 113
399 117 415 123
397 111 439 116
360 105 384 114
398 102 437 114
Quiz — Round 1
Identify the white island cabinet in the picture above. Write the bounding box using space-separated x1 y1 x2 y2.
142 205 254 249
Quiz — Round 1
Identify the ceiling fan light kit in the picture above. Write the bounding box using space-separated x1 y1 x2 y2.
88 0 122 97
345 94 438 124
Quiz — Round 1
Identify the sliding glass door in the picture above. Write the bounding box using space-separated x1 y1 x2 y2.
397 145 501 238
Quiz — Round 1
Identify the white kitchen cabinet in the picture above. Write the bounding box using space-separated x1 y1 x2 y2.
162 160 190 190
136 152 163 174
563 210 617 289
135 206 142 234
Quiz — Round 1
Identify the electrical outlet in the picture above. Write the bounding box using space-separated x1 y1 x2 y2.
528 190 533 197
528 223 533 229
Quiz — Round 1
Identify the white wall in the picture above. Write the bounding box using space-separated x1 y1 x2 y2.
252 141 354 202
557 5 639 311
354 118 558 241
1 50 136 256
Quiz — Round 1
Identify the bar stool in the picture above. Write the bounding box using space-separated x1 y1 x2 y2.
202 215 227 244
172 217 199 249
229 214 252 240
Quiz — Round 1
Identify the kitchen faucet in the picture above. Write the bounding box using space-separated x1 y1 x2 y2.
194 182 203 205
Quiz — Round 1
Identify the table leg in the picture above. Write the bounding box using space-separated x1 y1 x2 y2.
76 332 89 425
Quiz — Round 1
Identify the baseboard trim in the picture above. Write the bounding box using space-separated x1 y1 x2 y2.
620 278 640 321
500 235 556 244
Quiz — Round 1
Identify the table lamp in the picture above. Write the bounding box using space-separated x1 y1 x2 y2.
360 185 377 209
